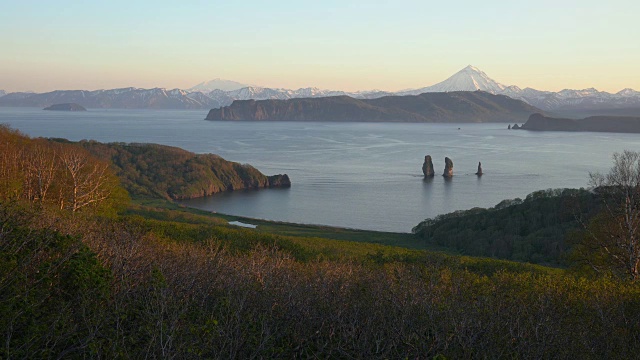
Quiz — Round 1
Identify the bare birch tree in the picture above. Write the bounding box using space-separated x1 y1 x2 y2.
22 142 57 203
58 146 114 212
0 126 25 200
585 150 640 280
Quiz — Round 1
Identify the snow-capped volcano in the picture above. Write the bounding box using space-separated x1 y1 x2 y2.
188 78 249 92
400 65 507 95
396 65 640 115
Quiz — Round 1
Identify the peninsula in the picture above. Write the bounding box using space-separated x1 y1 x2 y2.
205 91 541 123
519 113 640 133
76 141 291 200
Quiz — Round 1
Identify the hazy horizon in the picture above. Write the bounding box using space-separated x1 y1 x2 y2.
1 1 638 93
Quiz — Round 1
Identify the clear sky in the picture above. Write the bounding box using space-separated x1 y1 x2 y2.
1 0 638 93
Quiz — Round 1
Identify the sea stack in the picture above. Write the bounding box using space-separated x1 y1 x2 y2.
476 162 483 176
443 157 453 178
267 174 292 188
422 155 435 177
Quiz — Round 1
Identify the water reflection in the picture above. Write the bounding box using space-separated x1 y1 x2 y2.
443 176 453 200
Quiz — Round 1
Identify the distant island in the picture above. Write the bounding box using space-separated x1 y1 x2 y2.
518 113 640 133
205 91 541 123
43 103 87 111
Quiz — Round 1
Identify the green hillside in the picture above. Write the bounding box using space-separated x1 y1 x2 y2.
75 140 290 200
1 125 639 358
413 188 601 265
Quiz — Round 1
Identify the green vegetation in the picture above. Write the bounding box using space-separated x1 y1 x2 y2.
413 150 640 282
128 198 426 250
75 140 289 200
413 188 602 265
569 150 640 281
1 125 640 358
2 201 639 358
0 125 128 215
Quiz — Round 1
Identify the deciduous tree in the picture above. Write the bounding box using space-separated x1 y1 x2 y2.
58 145 114 212
578 150 640 280
22 141 57 203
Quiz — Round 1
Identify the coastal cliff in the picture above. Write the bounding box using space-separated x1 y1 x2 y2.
520 113 640 133
206 91 542 123
78 142 290 200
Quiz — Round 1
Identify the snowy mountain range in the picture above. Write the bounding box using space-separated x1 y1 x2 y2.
1 67 638 116
397 66 640 116
0 84 388 110
187 79 249 92
0 88 213 109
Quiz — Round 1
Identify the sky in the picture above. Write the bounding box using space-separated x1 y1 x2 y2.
1 0 639 93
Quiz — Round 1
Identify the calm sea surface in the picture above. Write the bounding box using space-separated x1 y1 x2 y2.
2 107 640 233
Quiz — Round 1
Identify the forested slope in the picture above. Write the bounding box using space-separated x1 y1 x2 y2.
206 91 541 123
3 202 640 359
2 124 640 358
413 188 601 265
76 141 291 200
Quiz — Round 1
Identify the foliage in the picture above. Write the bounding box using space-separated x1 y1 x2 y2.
412 188 601 265
0 203 112 358
77 141 281 200
2 125 640 357
0 125 128 216
571 151 640 281
2 202 640 358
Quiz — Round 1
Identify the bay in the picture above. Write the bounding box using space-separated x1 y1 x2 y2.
2 107 639 233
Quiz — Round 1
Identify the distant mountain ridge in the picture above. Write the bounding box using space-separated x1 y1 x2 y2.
205 91 541 123
188 78 250 92
398 66 640 115
0 85 388 110
1 66 638 115
519 113 640 133
0 88 216 109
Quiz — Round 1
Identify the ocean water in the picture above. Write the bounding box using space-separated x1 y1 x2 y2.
2 107 639 233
